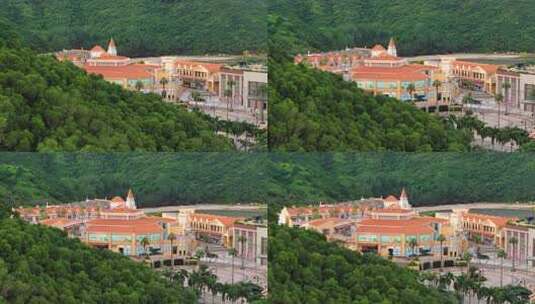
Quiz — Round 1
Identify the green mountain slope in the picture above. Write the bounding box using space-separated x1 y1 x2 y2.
0 216 197 303
269 0 535 56
1 0 266 57
0 23 238 152
268 60 472 151
269 224 458 304
3 153 535 208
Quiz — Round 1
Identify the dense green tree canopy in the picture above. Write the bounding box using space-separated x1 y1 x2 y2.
268 60 473 151
0 27 244 152
269 224 458 304
2 153 535 208
269 0 535 56
0 217 197 303
0 0 266 57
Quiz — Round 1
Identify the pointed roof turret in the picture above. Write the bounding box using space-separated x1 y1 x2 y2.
387 37 397 57
107 38 117 56
125 189 136 209
388 37 396 49
400 187 407 199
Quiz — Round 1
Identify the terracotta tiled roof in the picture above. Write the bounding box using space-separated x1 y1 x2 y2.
111 196 125 203
86 218 163 234
373 208 414 214
93 53 129 61
190 213 243 227
462 212 516 228
357 218 435 235
91 45 106 52
83 64 153 79
101 207 143 214
307 217 353 228
384 195 398 202
40 218 81 229
352 65 432 82
453 60 500 74
367 53 402 61
371 44 386 51
175 60 223 73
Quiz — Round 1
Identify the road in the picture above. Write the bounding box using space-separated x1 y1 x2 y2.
141 204 267 214
415 202 535 212
407 53 525 63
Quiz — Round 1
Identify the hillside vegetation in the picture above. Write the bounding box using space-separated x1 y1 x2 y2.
0 214 197 303
270 224 458 304
269 60 472 151
269 0 535 56
0 22 244 152
3 153 535 208
0 0 266 57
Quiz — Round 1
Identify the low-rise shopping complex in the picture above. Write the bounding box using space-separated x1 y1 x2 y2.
295 38 535 114
278 189 535 269
16 190 267 268
55 38 268 126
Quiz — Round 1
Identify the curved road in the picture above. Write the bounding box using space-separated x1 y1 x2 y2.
415 202 535 212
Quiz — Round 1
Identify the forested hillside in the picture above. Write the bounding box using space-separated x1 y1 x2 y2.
269 224 458 304
0 22 243 152
269 60 472 151
0 0 266 56
3 153 535 208
269 0 535 56
0 211 198 303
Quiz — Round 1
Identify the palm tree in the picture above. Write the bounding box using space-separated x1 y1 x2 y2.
141 236 150 260
462 251 473 274
502 82 511 115
439 272 454 292
437 234 446 270
495 93 504 128
168 232 176 260
454 273 470 303
225 80 236 116
195 249 205 271
433 79 442 104
407 83 416 102
160 77 169 98
237 235 247 270
408 238 418 256
496 249 506 288
509 236 518 272
229 248 237 284
135 80 144 92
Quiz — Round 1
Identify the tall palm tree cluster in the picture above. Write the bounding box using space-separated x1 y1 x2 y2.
419 267 532 304
163 265 263 303
448 114 530 149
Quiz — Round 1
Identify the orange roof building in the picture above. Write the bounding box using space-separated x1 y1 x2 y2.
83 64 155 91
173 60 222 94
460 211 517 247
293 38 445 102
449 60 502 94
188 213 245 248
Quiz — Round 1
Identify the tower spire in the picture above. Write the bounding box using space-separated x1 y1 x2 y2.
387 37 397 57
107 38 117 56
126 188 136 209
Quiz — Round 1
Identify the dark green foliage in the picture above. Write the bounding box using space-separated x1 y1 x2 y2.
0 153 271 207
269 224 458 304
0 43 236 152
269 0 535 56
268 60 472 151
0 0 266 57
3 153 535 209
0 218 197 303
